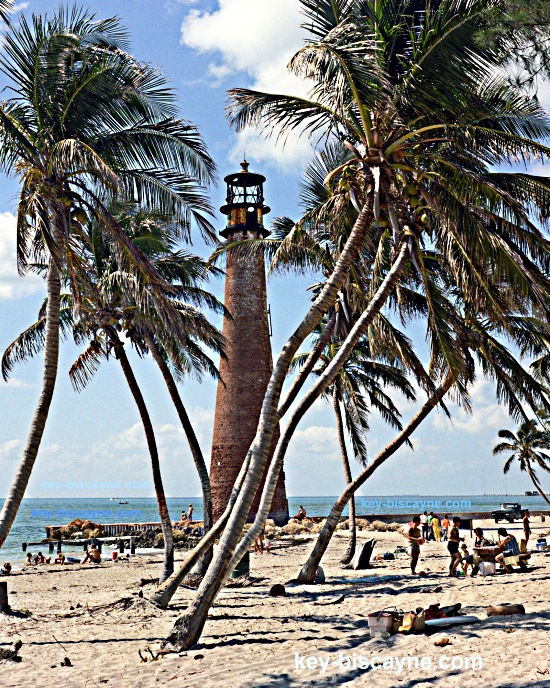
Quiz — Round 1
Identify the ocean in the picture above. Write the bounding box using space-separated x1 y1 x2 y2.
1 494 547 564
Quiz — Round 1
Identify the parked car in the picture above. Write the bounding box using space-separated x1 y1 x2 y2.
491 503 522 523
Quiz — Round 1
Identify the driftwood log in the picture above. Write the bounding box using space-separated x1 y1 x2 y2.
487 604 525 617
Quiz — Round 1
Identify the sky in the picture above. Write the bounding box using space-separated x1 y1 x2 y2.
0 0 549 500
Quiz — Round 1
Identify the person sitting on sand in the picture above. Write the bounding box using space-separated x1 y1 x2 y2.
1 563 11 576
188 504 194 523
447 517 464 576
460 544 470 574
495 528 520 573
25 553 33 566
82 545 101 565
34 552 45 565
405 516 424 575
465 528 491 576
54 550 65 565
294 505 307 521
180 510 187 524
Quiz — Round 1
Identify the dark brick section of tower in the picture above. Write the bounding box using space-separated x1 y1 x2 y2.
210 163 289 526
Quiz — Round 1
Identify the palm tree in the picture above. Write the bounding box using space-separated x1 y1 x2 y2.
3 209 224 582
292 327 415 562
0 1 12 24
0 7 216 549
493 421 550 506
163 0 550 649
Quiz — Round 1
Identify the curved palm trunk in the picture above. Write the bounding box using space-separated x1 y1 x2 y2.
112 335 174 582
296 376 454 583
333 385 356 564
219 242 412 573
149 451 251 609
527 465 550 507
163 198 376 651
0 259 61 548
144 333 213 573
278 312 337 418
211 239 414 588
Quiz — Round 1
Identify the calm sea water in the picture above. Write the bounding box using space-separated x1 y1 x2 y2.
1 494 547 564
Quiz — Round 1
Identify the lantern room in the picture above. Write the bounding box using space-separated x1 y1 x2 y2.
219 160 271 239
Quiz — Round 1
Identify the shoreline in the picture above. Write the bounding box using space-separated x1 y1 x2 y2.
1 518 549 687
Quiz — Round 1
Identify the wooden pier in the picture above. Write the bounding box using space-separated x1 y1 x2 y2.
44 521 165 539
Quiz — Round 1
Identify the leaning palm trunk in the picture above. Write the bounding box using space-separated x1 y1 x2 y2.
333 386 356 564
296 376 454 583
112 335 174 582
278 311 337 418
149 452 252 609
527 465 550 508
145 333 213 573
223 241 411 566
0 259 61 548
163 198 375 650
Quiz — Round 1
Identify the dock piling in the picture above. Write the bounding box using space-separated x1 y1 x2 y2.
0 581 9 613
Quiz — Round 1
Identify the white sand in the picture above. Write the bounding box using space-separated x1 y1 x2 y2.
1 518 549 687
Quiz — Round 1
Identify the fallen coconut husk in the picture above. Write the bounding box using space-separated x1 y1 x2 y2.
269 584 286 597
0 640 22 662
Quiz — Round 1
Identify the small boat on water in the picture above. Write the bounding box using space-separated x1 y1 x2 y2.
119 501 129 505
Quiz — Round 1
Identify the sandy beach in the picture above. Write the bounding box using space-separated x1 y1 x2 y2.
0 518 549 687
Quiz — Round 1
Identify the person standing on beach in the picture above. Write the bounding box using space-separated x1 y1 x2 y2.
420 511 428 540
447 517 464 576
522 510 531 545
427 512 435 541
188 504 194 523
441 515 450 541
432 514 441 542
406 516 424 574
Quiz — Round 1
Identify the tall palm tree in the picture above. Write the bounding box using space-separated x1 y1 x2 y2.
493 421 550 506
164 0 550 649
3 209 224 582
0 7 216 548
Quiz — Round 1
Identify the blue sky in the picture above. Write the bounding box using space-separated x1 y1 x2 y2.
0 0 548 500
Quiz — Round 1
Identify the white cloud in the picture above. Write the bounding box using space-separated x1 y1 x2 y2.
12 2 29 11
0 439 21 459
180 0 318 169
431 377 510 434
1 377 31 389
0 212 44 300
287 424 339 460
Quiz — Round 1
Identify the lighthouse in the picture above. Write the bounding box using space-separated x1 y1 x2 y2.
209 161 289 525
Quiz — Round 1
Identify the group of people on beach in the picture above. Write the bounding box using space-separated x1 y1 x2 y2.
180 504 194 524
18 543 102 568
405 510 531 577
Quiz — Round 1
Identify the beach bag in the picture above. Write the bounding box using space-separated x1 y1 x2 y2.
398 608 425 634
424 604 446 621
479 562 495 576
